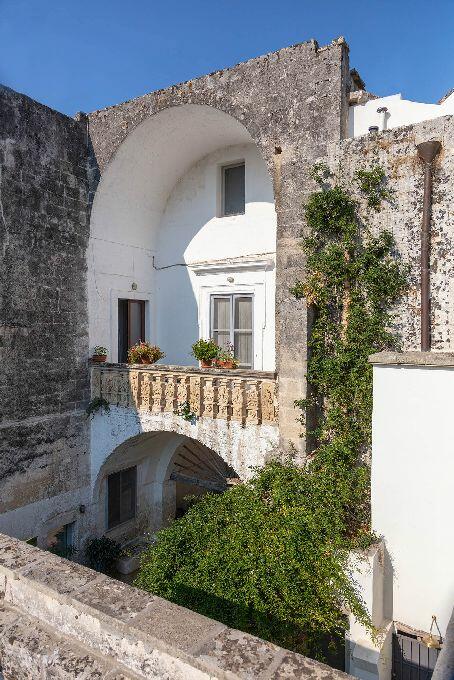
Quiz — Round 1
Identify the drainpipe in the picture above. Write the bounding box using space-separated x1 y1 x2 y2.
416 140 442 351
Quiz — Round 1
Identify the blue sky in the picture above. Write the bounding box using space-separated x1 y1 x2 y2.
1 0 453 117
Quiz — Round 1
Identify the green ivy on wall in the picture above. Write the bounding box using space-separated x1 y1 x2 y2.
291 162 407 535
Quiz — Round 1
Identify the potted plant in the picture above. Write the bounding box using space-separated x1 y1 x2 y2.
216 342 238 369
128 341 165 365
191 339 220 368
92 346 108 363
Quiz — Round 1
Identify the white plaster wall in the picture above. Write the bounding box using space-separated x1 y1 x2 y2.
156 143 276 369
372 364 454 636
88 105 276 370
350 92 454 137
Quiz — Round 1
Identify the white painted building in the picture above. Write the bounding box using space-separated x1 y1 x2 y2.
349 90 454 137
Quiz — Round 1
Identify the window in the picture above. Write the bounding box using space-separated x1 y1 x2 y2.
210 294 253 368
118 299 145 363
107 466 137 529
222 162 245 216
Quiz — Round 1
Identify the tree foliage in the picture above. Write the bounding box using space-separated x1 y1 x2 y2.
136 163 407 659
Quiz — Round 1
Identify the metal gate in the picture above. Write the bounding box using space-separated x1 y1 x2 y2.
392 631 441 680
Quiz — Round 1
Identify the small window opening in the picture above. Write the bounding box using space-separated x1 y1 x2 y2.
107 466 137 529
222 162 245 216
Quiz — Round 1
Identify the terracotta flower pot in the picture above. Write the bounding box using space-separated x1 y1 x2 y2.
92 355 107 363
218 360 235 369
139 357 152 364
200 359 213 368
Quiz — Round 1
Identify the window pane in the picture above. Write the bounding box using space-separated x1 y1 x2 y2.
212 297 230 331
120 467 137 523
129 301 143 347
107 471 121 528
234 331 253 368
223 164 245 216
213 331 230 352
234 297 252 330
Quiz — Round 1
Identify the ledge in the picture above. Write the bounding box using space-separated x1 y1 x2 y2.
0 533 352 680
94 362 277 381
369 351 454 368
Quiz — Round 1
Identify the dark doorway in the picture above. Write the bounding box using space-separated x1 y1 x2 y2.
118 299 145 363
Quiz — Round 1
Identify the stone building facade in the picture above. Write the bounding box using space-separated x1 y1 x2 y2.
0 37 354 548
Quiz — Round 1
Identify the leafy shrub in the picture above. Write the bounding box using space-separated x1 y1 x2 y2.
191 339 220 362
85 536 123 573
127 341 165 364
135 459 372 658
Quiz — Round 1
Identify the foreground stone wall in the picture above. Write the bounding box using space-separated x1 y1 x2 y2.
0 87 90 533
0 533 352 679
87 37 352 454
333 114 454 351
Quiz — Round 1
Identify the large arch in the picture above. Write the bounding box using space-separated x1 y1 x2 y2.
88 103 277 369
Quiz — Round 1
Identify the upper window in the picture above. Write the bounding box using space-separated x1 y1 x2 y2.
118 299 145 363
211 294 253 368
222 162 245 216
107 466 137 529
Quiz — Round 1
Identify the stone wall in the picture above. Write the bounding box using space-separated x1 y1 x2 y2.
87 37 352 454
332 114 454 352
0 533 353 679
0 87 91 527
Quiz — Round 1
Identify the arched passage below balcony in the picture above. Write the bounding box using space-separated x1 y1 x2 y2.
91 429 240 544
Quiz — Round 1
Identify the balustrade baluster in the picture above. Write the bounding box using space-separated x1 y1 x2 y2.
260 381 276 423
128 370 140 408
151 375 164 413
231 379 246 423
246 380 260 424
202 377 216 419
141 373 152 411
164 375 177 412
217 378 230 420
176 375 190 409
189 376 202 417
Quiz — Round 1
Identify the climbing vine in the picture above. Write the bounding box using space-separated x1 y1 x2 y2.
135 163 407 661
291 162 407 534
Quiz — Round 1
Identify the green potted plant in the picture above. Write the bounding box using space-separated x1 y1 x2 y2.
127 341 165 365
216 342 238 369
92 346 108 363
191 339 220 368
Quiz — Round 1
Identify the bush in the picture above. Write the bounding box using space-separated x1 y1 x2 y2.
85 536 123 573
135 459 371 658
127 341 165 364
190 338 220 362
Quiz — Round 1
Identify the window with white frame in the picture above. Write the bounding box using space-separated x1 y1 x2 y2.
221 162 245 216
210 294 253 369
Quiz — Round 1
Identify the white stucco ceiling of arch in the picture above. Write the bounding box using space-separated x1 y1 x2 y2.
90 104 257 249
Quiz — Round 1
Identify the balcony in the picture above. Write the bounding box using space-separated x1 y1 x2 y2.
91 364 278 426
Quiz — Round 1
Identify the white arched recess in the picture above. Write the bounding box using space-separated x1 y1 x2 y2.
89 104 277 370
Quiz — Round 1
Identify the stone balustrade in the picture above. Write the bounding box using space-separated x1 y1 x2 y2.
91 364 278 425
